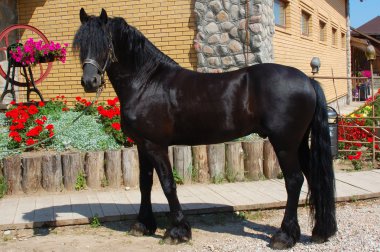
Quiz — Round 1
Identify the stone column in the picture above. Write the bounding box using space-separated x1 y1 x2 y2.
194 0 274 73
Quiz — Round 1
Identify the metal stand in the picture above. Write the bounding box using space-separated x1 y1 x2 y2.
0 59 44 104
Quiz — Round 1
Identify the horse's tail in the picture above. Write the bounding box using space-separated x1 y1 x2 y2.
308 78 337 241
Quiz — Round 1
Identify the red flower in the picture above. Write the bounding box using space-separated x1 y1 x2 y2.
97 106 104 112
85 101 91 107
107 98 119 107
10 100 16 105
38 101 45 107
27 105 39 115
111 122 121 131
13 136 22 143
10 123 25 131
9 131 20 138
367 137 373 143
49 131 54 138
26 138 37 146
46 124 54 131
348 155 354 160
62 107 69 111
41 116 47 121
35 119 45 125
127 137 134 144
26 125 43 137
376 144 380 150
76 96 81 101
107 99 116 106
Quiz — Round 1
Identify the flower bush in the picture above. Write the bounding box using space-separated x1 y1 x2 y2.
338 88 380 164
3 95 134 152
5 101 56 149
73 96 134 146
8 38 68 66
72 96 134 146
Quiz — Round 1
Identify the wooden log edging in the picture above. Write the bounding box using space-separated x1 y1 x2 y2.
225 142 245 182
62 152 83 191
42 153 63 192
0 139 281 195
84 151 104 189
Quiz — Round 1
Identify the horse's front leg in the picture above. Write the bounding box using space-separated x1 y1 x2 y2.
141 142 191 244
130 146 157 236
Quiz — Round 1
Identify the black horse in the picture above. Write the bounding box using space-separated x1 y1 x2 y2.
74 8 337 249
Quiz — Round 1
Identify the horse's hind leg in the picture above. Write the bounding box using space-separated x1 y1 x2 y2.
269 137 304 249
130 146 157 236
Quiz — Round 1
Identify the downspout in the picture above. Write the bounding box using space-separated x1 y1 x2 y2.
346 0 352 105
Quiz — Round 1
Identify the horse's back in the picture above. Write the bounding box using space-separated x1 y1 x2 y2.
167 63 316 145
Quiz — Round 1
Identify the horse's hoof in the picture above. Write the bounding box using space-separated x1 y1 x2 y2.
311 234 327 243
311 224 336 243
129 222 155 236
269 230 296 250
163 221 192 244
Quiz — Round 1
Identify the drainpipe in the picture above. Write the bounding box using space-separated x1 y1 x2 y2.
346 0 352 105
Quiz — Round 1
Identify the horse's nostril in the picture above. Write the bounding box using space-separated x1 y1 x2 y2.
93 77 98 85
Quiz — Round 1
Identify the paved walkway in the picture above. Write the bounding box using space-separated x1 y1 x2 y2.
0 170 379 230
336 101 364 116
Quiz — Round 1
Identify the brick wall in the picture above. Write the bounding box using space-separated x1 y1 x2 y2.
273 0 349 102
16 0 197 104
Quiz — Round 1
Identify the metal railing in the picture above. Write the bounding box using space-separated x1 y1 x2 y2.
311 74 380 167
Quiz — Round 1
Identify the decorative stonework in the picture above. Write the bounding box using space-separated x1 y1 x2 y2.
194 0 274 73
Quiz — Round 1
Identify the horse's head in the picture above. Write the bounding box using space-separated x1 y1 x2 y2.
73 8 116 93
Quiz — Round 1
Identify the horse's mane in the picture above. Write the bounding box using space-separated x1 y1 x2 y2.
73 16 179 71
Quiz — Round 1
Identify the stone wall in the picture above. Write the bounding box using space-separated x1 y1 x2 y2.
194 0 274 73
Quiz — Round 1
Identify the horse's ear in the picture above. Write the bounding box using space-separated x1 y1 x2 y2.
100 8 108 24
80 8 89 24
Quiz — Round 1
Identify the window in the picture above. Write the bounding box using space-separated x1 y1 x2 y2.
341 32 346 48
301 11 311 36
332 27 337 46
319 21 326 42
274 0 287 27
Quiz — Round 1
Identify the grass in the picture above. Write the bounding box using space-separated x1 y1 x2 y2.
75 171 86 191
0 176 7 198
172 167 184 185
90 214 101 228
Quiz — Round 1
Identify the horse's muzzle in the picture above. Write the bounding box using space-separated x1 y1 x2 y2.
81 75 101 93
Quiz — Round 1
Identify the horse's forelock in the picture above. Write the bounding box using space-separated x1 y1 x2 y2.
73 16 109 63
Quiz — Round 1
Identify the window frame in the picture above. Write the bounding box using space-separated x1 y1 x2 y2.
301 10 311 37
341 31 346 48
332 27 338 47
319 20 326 42
274 0 287 28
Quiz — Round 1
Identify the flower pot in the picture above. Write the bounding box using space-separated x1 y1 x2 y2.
37 54 56 63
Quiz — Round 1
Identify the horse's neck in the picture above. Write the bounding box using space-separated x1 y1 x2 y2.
144 40 178 66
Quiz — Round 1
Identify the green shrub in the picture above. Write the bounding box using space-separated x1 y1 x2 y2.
48 112 121 151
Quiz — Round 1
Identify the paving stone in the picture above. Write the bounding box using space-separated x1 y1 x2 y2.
1 171 380 230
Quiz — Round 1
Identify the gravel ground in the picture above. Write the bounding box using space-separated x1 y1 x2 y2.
1 198 379 252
